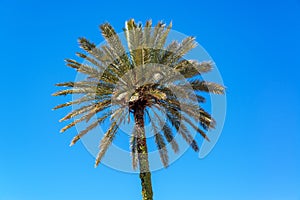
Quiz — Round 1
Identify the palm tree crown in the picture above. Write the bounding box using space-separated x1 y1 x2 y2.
53 19 225 200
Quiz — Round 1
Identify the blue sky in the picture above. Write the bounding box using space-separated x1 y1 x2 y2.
1 0 299 199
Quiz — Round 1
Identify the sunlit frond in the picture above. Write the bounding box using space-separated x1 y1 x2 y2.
65 59 101 78
52 95 94 110
70 112 111 146
190 80 225 94
174 60 213 78
95 121 118 167
84 100 111 122
155 22 172 50
100 23 127 61
59 104 95 122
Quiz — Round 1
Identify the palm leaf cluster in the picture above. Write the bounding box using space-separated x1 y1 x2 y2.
53 19 225 168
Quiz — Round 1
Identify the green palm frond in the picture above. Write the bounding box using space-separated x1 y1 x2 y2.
154 129 169 167
60 109 111 133
156 104 199 152
52 95 94 110
59 104 96 122
160 41 180 65
155 22 172 50
180 123 199 152
70 112 111 146
65 59 101 78
164 98 215 131
152 108 179 153
148 112 169 167
190 80 225 94
174 60 213 78
162 123 179 153
181 115 210 142
100 23 127 60
173 37 197 63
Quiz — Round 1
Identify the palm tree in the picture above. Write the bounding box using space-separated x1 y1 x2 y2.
53 19 225 200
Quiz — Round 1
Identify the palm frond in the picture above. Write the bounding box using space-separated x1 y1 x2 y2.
59 109 108 133
75 52 122 84
59 104 96 122
55 80 96 88
164 98 215 130
84 100 111 122
159 41 179 65
95 121 118 167
65 59 101 79
70 113 111 146
52 95 94 110
180 123 199 152
175 37 197 60
100 23 127 60
75 52 106 71
78 37 105 62
52 88 93 96
174 60 213 78
151 108 179 153
77 38 127 83
156 103 199 152
165 36 196 65
181 115 210 142
124 19 142 67
143 20 152 47
150 118 169 167
150 21 164 48
155 21 172 50
154 131 169 167
190 80 225 94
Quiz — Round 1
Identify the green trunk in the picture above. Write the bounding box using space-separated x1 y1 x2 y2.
134 107 153 200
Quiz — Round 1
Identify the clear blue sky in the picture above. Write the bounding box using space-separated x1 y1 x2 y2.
1 0 299 199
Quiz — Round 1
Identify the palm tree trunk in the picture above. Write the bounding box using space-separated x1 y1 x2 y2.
134 106 153 200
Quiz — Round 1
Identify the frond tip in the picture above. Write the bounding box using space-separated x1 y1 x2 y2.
69 135 80 146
